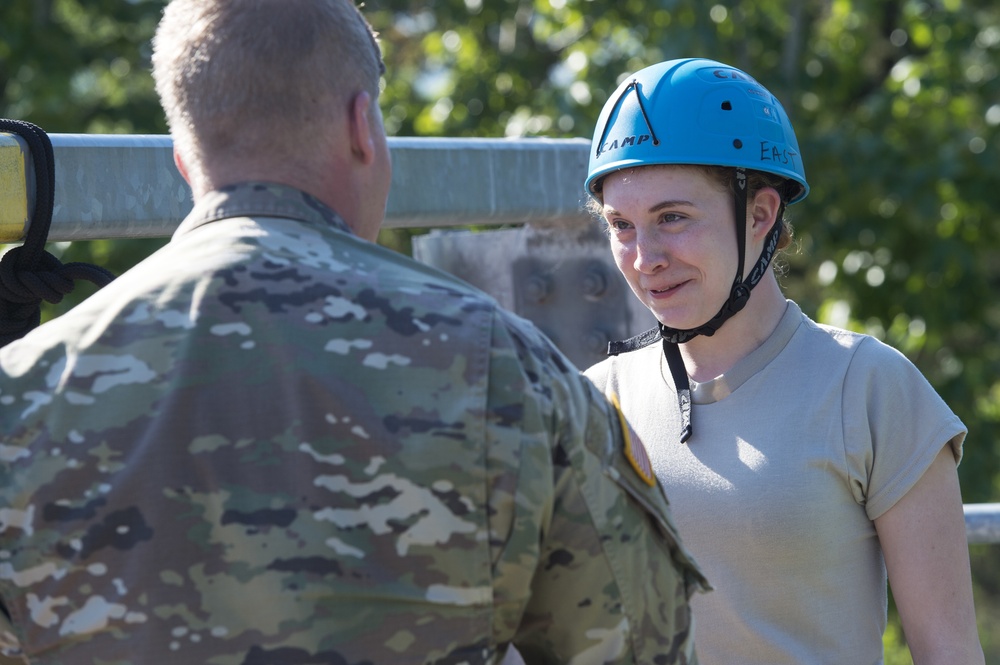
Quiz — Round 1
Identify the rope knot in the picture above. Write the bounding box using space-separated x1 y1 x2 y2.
0 119 115 347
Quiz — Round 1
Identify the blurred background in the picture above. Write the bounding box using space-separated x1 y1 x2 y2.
2 0 998 661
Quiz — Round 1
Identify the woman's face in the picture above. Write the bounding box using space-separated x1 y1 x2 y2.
600 165 739 331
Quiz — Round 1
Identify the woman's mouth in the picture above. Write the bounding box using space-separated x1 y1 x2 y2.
649 281 685 296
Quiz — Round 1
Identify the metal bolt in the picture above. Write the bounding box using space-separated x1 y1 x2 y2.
585 329 609 356
582 267 607 300
524 273 552 303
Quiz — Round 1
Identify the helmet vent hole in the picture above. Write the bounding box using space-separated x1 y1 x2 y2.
721 101 733 110
733 139 743 149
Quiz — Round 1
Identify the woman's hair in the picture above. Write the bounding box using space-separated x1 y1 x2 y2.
700 165 796 252
588 165 797 252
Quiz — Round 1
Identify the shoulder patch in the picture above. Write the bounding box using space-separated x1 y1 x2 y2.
610 393 656 487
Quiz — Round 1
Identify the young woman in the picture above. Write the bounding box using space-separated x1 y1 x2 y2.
583 58 983 664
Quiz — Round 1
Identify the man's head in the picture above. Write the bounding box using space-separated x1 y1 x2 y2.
152 0 390 240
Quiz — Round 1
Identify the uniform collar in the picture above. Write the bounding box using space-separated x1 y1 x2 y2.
173 181 353 239
681 300 802 404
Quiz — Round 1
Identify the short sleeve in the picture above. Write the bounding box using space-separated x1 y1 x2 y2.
842 337 967 521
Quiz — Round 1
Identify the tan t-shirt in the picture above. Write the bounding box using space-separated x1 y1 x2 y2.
586 300 966 665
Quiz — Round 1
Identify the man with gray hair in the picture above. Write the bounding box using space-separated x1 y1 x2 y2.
0 1 706 663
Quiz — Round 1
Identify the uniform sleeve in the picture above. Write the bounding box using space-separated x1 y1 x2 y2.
486 313 706 665
842 336 967 521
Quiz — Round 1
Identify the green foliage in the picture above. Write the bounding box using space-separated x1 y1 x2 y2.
883 617 914 665
2 0 998 658
1 0 167 134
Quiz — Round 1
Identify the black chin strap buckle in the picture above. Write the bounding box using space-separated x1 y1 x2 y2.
729 282 751 314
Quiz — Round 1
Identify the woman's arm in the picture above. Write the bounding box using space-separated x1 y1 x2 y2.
874 444 984 665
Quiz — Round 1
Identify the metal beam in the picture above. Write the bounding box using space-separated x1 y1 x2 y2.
0 133 593 243
965 503 1000 545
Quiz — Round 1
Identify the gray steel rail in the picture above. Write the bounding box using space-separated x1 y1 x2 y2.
1 133 592 242
965 503 1000 545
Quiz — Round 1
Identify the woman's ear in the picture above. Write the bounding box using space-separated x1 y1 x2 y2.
750 187 782 239
348 90 376 165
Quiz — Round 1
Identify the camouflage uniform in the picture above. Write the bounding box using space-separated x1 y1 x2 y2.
0 182 706 664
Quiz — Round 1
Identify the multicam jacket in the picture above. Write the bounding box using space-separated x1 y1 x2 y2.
0 182 706 664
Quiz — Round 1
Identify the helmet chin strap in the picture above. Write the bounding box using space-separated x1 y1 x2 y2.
659 168 782 442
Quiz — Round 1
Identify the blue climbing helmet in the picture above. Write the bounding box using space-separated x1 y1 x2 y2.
588 59 810 445
585 57 808 202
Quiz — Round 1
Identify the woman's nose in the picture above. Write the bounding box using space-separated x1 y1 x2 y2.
633 232 668 274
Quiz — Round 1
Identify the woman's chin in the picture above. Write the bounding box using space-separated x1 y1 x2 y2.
652 313 700 332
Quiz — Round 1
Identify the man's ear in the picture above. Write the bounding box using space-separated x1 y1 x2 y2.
348 90 377 165
750 187 782 239
173 146 191 185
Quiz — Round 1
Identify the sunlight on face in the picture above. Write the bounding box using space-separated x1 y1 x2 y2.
601 165 739 330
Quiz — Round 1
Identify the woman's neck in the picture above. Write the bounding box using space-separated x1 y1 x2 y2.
677 275 788 383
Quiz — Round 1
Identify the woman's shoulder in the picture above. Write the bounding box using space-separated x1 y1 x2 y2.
796 308 910 366
794 309 939 406
584 340 662 392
